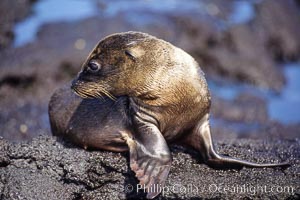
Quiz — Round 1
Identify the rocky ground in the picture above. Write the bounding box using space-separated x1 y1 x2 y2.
0 0 300 199
0 136 299 199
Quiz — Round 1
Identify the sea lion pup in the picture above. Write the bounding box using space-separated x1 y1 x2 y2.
49 32 289 199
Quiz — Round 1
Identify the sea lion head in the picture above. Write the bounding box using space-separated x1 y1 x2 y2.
71 32 163 99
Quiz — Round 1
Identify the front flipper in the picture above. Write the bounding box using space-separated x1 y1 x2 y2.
121 117 172 199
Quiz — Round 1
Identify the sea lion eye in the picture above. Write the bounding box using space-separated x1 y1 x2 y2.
88 60 101 72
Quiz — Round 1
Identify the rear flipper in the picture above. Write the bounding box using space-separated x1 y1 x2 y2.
121 116 172 199
205 150 290 170
184 114 290 170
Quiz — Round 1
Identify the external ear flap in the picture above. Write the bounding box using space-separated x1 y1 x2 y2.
125 50 136 61
125 46 145 61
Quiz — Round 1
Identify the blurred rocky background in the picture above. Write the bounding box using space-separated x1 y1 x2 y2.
1 0 299 142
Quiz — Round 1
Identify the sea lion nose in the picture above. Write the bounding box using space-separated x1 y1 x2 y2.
71 70 84 89
71 77 79 90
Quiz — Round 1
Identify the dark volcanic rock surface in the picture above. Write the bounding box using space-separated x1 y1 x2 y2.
0 136 299 199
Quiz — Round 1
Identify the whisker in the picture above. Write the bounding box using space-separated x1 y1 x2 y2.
73 82 116 101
